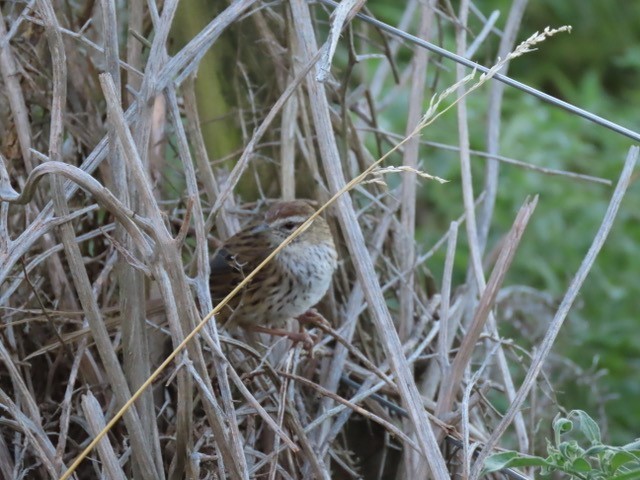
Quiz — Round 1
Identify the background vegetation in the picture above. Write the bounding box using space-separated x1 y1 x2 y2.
400 0 640 444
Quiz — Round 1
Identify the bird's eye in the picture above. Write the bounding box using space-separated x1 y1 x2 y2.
283 221 297 231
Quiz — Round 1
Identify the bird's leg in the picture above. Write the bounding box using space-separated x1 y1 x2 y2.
296 308 331 329
246 325 316 351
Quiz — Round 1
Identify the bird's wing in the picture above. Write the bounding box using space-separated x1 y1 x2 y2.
209 230 270 304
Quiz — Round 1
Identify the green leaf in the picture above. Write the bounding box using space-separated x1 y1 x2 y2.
559 440 584 460
609 468 640 480
554 417 574 438
612 451 640 472
482 451 551 475
571 457 592 473
623 441 640 451
570 410 602 444
584 445 607 456
482 452 520 473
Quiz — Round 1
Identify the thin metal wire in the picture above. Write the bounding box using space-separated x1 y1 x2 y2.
316 0 640 144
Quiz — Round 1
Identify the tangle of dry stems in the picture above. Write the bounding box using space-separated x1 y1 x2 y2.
0 2 634 480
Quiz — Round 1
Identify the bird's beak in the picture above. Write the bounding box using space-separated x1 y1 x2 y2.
250 222 269 234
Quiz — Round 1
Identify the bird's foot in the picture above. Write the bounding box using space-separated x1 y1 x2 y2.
296 309 331 329
247 325 316 352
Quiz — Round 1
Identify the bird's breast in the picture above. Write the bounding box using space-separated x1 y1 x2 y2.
273 242 337 317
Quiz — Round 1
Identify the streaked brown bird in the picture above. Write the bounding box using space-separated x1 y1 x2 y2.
210 200 337 343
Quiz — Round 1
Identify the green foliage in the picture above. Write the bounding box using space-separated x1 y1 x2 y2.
484 4 640 445
483 411 640 479
367 0 640 444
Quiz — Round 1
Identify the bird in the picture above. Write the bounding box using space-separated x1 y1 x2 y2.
210 200 337 344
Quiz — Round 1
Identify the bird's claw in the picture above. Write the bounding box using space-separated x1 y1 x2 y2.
296 309 331 329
